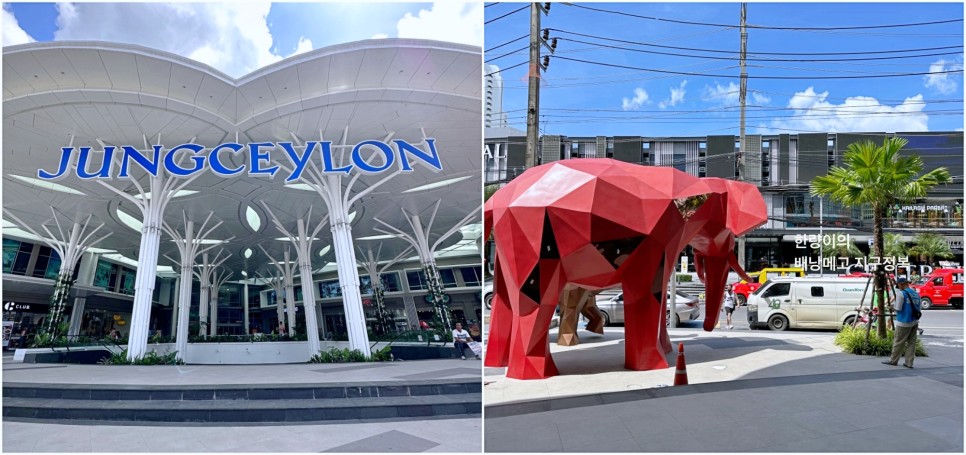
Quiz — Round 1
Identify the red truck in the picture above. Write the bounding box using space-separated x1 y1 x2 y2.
913 268 964 309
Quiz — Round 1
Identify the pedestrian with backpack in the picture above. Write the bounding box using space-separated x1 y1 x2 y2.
882 277 922 369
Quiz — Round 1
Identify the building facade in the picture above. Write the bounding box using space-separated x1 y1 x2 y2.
484 131 964 272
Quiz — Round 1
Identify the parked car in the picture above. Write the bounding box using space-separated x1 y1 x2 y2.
595 289 701 328
732 267 805 306
912 268 964 309
483 280 493 310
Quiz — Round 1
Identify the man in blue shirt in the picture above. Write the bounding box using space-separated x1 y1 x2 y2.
883 277 921 368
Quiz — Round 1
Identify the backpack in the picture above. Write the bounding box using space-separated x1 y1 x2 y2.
903 289 922 321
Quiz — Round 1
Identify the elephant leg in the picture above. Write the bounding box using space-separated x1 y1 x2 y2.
557 287 582 346
505 260 564 379
700 253 733 332
484 256 512 367
581 296 605 335
622 247 670 371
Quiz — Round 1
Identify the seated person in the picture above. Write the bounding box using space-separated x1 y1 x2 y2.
452 323 478 360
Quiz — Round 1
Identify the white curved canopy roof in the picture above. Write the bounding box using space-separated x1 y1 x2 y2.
3 39 482 277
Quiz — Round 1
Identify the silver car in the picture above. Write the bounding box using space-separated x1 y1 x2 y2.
483 280 493 310
595 289 702 328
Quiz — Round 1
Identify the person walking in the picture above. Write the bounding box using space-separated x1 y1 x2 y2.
722 284 737 329
883 277 921 368
452 323 478 360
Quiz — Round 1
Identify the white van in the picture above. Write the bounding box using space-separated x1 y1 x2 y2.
747 277 868 331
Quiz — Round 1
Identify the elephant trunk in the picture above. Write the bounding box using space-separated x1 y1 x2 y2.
699 252 733 331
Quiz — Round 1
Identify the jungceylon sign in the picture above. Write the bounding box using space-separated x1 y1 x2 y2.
37 139 442 181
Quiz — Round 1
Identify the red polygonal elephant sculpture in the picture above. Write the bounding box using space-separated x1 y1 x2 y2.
484 159 767 379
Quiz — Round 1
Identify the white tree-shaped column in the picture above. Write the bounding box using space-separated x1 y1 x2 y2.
356 244 413 337
95 136 201 360
262 204 327 355
191 250 230 337
374 200 480 334
3 209 111 340
277 129 438 355
161 212 228 360
256 270 287 333
207 267 233 336
259 246 298 338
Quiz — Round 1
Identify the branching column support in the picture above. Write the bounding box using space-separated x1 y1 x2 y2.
373 200 481 335
191 250 230 338
259 246 298 337
2 209 112 340
95 135 201 360
357 244 413 337
208 268 233 336
256 271 287 332
276 128 436 355
162 212 227 361
262 204 327 355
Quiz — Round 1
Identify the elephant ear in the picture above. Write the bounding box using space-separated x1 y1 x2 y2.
724 179 768 236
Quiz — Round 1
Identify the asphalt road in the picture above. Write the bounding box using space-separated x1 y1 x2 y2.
674 304 963 338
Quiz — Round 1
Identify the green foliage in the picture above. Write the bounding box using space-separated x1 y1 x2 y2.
675 274 692 283
98 349 184 365
371 345 393 362
835 326 927 357
310 347 370 363
884 233 908 259
483 184 501 203
908 233 954 265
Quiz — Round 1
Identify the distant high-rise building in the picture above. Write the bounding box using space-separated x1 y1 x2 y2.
484 64 508 128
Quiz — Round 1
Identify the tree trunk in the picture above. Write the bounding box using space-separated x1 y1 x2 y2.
873 205 888 339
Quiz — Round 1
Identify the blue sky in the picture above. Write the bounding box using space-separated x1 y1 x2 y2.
3 2 482 78
485 2 964 137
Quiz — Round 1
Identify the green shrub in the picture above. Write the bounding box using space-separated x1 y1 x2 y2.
835 326 927 357
98 349 184 365
310 347 390 363
371 345 393 362
675 274 693 283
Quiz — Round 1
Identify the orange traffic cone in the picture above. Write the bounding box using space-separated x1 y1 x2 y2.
673 342 688 386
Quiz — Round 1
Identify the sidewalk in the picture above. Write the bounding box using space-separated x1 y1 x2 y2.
484 327 964 452
3 357 482 453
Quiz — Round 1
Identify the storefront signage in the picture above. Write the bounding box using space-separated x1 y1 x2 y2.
3 302 47 313
38 139 442 182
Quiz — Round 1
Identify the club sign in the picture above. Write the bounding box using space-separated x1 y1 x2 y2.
37 139 442 182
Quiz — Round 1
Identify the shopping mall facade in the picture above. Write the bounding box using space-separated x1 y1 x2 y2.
484 129 964 272
2 39 483 360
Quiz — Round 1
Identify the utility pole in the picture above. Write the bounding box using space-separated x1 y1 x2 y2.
737 2 748 270
526 3 553 169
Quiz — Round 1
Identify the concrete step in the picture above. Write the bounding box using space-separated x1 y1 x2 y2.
2 380 481 423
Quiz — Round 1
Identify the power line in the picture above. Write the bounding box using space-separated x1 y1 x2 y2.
484 2 502 8
553 36 963 63
485 4 528 25
485 34 529 53
562 3 963 30
550 55 964 80
485 46 528 63
485 61 527 77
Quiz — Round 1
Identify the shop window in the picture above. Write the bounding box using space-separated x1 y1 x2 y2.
32 246 62 279
460 266 482 287
118 268 136 295
3 238 32 275
380 272 401 292
406 269 428 291
319 279 342 298
439 268 458 288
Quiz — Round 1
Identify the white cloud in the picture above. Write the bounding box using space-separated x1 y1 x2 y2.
702 81 739 105
763 87 929 134
290 36 313 57
52 3 286 77
621 87 649 111
371 33 389 40
658 80 687 109
396 2 483 47
751 92 771 105
3 5 36 46
924 59 963 95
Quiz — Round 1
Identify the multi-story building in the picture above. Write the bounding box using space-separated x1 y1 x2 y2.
484 131 964 271
484 64 509 129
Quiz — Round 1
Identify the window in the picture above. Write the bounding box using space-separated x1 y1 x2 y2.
406 269 428 291
810 286 825 297
761 283 791 298
93 260 119 290
460 266 482 287
319 279 342 298
3 239 32 275
439 268 458 288
32 246 62 279
380 272 401 292
932 277 944 286
118 268 136 295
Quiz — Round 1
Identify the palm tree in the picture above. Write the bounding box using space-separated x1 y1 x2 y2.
908 232 954 265
883 232 908 259
819 233 864 260
811 137 950 338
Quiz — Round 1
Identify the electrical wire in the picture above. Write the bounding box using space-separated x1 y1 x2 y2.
485 34 528 53
485 46 528 63
550 55 964 80
484 2 501 8
485 61 527 77
485 4 528 25
551 29 964 56
562 3 963 31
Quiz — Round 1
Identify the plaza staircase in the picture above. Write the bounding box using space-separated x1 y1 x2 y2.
2 379 480 423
